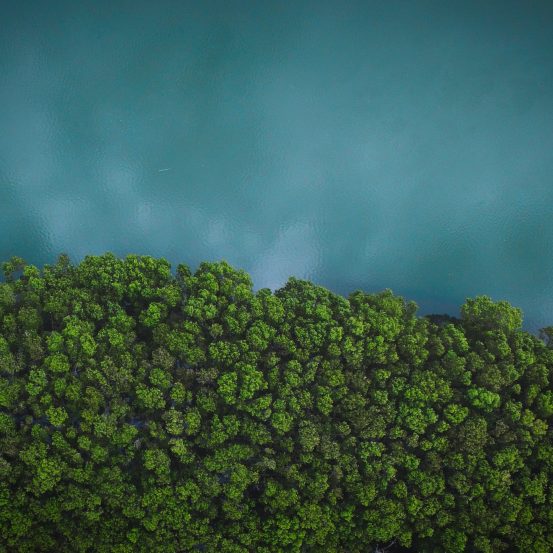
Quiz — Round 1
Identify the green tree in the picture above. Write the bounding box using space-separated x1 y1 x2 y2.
1 253 552 553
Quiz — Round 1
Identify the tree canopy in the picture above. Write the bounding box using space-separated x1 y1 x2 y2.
1 253 553 552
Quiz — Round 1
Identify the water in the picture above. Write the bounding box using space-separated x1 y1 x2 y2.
1 0 553 334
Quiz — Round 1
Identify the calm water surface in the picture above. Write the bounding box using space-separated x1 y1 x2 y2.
2 0 553 333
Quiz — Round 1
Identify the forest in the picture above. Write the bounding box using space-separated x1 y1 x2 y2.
1 252 553 552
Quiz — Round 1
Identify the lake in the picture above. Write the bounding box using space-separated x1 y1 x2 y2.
1 0 553 334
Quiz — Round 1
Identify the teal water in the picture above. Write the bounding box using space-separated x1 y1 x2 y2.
1 0 553 333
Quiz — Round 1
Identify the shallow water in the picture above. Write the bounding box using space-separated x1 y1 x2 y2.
1 0 553 333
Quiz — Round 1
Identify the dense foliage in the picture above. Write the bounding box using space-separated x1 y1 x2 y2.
1 253 553 552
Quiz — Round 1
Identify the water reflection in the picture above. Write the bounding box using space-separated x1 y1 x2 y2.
1 0 553 333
